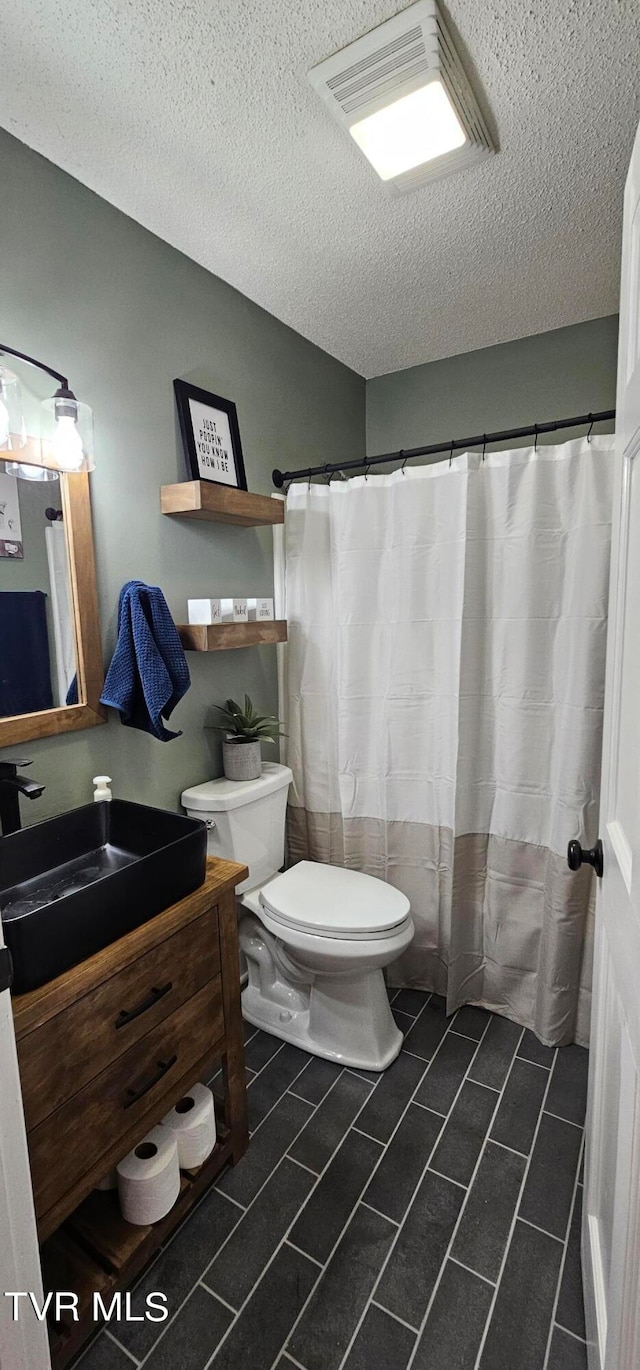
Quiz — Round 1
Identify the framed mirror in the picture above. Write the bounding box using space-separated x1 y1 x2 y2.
0 454 105 745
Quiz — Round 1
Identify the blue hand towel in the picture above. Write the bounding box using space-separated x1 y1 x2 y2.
0 590 53 716
100 581 190 741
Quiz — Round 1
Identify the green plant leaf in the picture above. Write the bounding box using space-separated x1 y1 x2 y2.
213 693 285 741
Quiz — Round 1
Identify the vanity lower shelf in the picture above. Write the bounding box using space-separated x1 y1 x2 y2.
177 619 287 650
43 1110 232 1368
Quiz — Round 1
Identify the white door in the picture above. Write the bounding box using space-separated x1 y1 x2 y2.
0 927 50 1370
581 116 640 1370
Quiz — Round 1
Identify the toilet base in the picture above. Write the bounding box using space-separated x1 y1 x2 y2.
241 968 403 1073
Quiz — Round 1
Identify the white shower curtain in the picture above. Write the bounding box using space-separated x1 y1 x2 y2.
45 520 75 705
283 437 614 1046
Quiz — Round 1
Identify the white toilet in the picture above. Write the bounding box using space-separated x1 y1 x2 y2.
181 763 414 1071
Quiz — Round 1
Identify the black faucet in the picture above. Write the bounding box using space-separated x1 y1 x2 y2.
0 761 45 836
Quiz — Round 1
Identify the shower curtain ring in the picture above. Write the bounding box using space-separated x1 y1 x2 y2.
307 468 312 489
400 449 408 475
449 439 454 468
364 462 371 481
324 464 332 483
534 424 539 452
482 434 487 462
587 413 594 443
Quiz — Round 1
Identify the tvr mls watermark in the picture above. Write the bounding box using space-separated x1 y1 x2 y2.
4 1290 168 1323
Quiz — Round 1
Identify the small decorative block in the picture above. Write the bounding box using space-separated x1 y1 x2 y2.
220 597 248 623
188 598 222 625
247 597 275 621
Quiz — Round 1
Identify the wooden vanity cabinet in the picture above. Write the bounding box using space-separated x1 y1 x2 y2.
11 857 249 1368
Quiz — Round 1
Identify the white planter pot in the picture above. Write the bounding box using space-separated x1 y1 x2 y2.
222 739 262 782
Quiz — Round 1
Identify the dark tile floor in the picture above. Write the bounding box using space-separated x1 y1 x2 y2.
78 992 589 1370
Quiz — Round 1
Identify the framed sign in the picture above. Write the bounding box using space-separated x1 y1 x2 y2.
0 471 23 558
173 380 247 490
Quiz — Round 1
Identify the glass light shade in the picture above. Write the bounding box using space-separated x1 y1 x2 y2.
0 365 26 450
349 77 467 181
3 460 58 482
40 394 94 473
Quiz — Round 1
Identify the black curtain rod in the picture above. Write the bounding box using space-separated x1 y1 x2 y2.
271 408 616 489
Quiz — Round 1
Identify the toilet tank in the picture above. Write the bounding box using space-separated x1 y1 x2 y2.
181 763 292 894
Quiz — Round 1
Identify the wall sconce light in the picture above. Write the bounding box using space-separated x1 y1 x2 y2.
0 344 94 481
0 365 26 451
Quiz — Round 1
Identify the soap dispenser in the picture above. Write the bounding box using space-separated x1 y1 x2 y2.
93 776 112 802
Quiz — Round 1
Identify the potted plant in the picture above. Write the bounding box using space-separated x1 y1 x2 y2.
214 694 284 782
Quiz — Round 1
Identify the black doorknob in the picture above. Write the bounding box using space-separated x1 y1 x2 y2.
567 838 604 878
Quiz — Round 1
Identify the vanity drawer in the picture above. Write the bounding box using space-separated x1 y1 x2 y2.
18 905 220 1132
28 978 223 1223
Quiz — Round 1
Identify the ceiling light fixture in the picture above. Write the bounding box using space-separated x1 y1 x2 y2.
309 0 495 194
0 344 94 481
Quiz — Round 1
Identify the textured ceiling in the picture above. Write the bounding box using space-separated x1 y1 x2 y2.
1 1 639 377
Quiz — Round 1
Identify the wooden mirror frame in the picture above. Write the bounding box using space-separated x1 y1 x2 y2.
0 468 105 746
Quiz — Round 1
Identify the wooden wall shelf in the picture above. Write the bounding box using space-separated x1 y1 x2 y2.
177 620 287 651
161 481 284 527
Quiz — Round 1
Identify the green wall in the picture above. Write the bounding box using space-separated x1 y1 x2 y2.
0 129 365 821
366 316 618 459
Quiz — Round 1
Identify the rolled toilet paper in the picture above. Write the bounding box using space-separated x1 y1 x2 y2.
117 1126 180 1225
161 1082 217 1169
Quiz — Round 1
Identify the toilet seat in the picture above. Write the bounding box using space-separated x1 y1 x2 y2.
259 860 411 940
258 905 413 944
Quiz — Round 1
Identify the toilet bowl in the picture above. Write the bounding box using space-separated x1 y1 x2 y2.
181 764 414 1071
241 861 413 1069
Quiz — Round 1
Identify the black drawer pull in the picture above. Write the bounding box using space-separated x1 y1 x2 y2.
115 982 173 1029
123 1055 177 1108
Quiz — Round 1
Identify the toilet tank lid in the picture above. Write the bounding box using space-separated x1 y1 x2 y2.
181 762 292 812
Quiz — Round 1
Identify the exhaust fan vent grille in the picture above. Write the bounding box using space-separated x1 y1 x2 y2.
309 0 495 195
326 26 430 117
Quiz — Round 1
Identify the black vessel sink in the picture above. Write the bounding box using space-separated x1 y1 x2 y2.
1 800 207 993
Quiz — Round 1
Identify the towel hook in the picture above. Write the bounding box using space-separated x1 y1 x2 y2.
587 413 594 443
